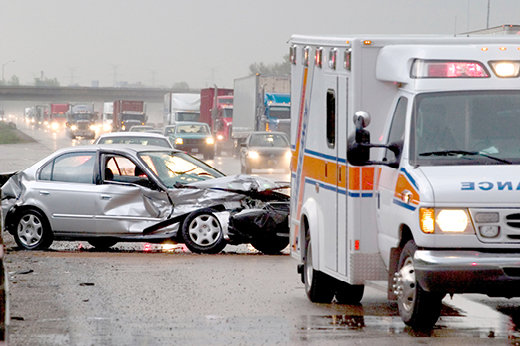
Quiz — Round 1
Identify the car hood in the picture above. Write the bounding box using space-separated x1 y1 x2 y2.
186 174 289 193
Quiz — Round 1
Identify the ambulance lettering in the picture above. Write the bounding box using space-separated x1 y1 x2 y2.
461 181 520 191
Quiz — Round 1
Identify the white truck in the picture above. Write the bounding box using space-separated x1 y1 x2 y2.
163 93 201 125
289 34 520 328
102 102 114 131
232 74 290 154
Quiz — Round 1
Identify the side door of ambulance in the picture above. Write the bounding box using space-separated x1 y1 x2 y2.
377 96 409 246
321 74 342 272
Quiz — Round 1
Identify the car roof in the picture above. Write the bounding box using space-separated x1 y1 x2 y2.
95 132 169 139
51 144 183 156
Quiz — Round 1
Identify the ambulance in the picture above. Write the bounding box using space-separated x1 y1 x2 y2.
289 34 520 328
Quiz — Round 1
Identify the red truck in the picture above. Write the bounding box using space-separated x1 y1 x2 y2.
49 103 70 131
200 87 233 156
112 100 147 132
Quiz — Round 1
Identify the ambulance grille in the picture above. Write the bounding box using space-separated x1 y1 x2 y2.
506 214 520 229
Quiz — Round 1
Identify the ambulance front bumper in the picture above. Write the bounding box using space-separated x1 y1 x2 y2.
414 250 520 297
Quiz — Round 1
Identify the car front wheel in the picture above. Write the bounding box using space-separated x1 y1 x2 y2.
14 209 54 250
181 209 227 254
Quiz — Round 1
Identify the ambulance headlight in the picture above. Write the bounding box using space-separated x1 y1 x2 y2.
489 61 520 78
420 208 474 234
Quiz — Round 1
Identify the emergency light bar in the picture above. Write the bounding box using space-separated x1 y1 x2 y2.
489 61 520 78
411 59 489 78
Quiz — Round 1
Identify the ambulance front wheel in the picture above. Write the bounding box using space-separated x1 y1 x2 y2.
303 239 335 303
395 240 444 328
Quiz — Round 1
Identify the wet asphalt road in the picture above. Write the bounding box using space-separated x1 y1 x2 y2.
4 119 520 345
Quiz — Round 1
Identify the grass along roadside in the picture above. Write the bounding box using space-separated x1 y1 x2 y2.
0 122 35 144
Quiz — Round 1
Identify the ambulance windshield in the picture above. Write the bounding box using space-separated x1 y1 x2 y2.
411 91 520 166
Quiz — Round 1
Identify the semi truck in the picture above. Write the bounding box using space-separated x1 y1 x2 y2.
67 103 97 139
200 87 234 156
232 74 290 155
49 103 70 131
163 93 200 125
113 100 147 132
101 102 114 132
289 34 520 329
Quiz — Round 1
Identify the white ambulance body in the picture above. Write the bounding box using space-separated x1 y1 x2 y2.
289 34 520 328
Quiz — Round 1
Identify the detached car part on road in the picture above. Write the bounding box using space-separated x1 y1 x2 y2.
1 145 290 254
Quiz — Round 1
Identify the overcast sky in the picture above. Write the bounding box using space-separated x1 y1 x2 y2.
1 0 520 89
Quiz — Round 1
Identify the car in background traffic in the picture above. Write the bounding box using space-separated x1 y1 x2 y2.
1 145 290 255
129 125 155 132
169 121 215 160
239 131 291 174
93 132 173 148
163 125 176 137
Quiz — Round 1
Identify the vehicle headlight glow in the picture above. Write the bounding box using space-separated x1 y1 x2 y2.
90 125 97 131
71 125 78 131
285 150 292 159
217 134 224 141
206 137 215 145
51 122 59 130
420 208 473 234
103 124 112 131
248 151 259 159
175 138 183 145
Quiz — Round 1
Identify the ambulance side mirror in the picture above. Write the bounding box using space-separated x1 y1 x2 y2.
347 111 401 168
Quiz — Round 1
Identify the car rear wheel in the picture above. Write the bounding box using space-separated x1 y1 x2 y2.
181 209 227 254
14 209 54 250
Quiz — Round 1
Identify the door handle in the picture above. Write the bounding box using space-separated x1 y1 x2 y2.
39 191 50 196
100 194 112 200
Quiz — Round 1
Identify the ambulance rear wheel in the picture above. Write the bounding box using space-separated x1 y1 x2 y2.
303 240 335 303
395 240 444 328
335 281 364 304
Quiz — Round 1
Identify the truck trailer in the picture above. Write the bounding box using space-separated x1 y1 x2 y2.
200 87 234 156
49 103 70 131
232 74 290 155
289 34 520 328
113 100 147 132
163 93 200 126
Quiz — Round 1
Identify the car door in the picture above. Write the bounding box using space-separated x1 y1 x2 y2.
95 153 172 234
35 151 99 234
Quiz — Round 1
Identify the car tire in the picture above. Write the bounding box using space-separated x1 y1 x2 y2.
88 238 118 250
304 238 335 303
395 240 444 328
208 151 215 160
251 236 288 255
181 209 227 254
14 209 54 250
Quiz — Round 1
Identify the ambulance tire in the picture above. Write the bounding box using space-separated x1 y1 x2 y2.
335 281 364 305
396 240 444 328
303 240 335 303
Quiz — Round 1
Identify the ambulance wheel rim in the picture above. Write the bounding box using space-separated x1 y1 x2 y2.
398 256 416 313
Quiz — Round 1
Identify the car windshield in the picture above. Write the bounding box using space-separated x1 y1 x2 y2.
176 124 209 134
411 90 520 166
250 134 289 147
268 107 290 119
176 112 200 122
97 136 171 148
138 151 224 187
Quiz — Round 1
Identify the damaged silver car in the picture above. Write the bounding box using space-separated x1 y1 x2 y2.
0 145 290 254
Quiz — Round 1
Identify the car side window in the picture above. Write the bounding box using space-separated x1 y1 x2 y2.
39 152 96 184
103 155 153 188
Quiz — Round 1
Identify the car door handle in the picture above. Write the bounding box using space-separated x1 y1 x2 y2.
100 194 112 200
39 191 50 196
